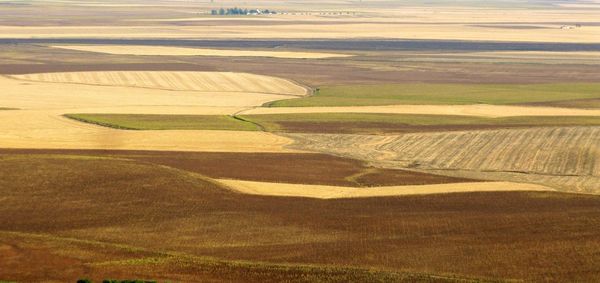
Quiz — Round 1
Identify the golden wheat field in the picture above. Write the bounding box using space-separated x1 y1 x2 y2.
10 71 307 96
219 179 552 199
0 71 308 152
50 45 352 59
4 0 600 281
288 127 600 193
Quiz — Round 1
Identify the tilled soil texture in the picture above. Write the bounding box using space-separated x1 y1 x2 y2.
0 149 476 187
4 53 600 86
1 155 599 282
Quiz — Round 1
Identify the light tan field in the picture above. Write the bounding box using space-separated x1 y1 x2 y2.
0 72 307 152
243 104 600 118
50 45 352 59
288 127 600 193
219 179 552 199
10 71 307 96
0 110 294 152
0 23 599 43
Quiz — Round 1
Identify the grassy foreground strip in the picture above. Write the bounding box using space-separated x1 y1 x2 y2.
268 83 600 107
65 114 260 131
66 113 600 133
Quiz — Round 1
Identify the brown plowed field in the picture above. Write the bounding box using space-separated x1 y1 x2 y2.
0 149 475 187
1 154 600 282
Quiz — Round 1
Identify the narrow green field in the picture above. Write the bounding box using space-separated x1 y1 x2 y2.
66 113 600 134
268 83 600 107
242 113 600 133
65 114 260 131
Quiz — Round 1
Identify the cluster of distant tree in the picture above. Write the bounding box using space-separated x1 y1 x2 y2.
210 7 277 16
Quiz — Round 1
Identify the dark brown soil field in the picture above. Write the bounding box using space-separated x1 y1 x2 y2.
1 154 600 282
3 44 600 86
0 149 474 186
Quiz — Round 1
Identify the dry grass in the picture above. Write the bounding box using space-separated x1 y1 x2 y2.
0 23 599 43
9 71 307 96
0 71 307 152
288 126 600 193
1 154 600 282
218 179 551 199
246 104 600 118
51 45 352 59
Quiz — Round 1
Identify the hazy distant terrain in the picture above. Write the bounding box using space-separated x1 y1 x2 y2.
1 0 600 282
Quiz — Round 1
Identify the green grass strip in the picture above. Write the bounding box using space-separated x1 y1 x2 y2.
269 83 600 107
64 114 260 131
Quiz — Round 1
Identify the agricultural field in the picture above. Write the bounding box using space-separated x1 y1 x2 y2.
289 127 600 193
2 0 600 282
1 153 600 282
51 45 352 59
269 83 600 107
65 113 600 134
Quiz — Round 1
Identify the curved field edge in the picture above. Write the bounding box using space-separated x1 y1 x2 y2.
62 113 600 133
0 149 478 187
285 126 600 194
50 44 354 59
0 232 488 283
8 71 309 97
63 114 260 131
2 155 600 282
267 83 600 107
217 179 552 199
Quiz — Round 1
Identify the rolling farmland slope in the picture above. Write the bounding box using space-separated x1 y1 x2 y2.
10 71 307 96
289 127 600 193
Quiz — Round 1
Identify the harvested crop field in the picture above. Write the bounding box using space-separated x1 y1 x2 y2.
219 179 551 199
67 113 600 134
0 71 308 152
0 148 474 187
9 71 307 96
245 104 600 118
288 126 600 193
51 44 353 59
1 154 600 282
0 110 295 152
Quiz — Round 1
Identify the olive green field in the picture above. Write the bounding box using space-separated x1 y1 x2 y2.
65 113 600 134
268 83 600 107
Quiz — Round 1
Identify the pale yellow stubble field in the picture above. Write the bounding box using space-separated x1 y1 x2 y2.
0 72 308 152
50 45 352 59
3 2 600 42
1 23 598 42
219 179 552 199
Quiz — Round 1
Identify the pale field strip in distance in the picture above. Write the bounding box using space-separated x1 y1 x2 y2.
0 24 599 42
288 126 600 193
9 71 308 96
50 45 353 59
218 179 552 199
0 72 307 152
243 105 600 118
